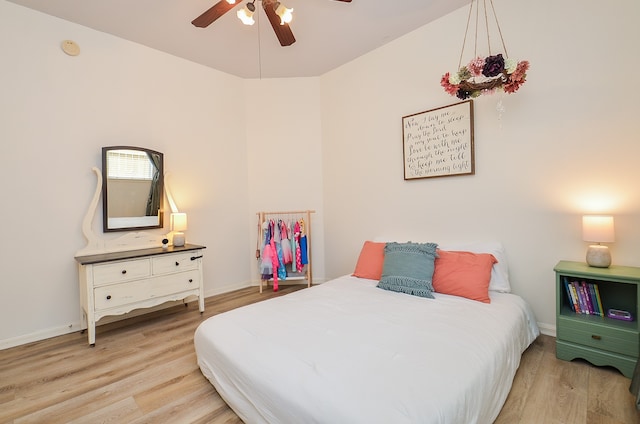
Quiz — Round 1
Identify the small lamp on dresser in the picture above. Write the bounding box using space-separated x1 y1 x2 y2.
171 212 188 247
582 215 615 268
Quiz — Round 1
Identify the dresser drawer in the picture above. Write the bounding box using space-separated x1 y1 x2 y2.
152 251 200 275
557 317 639 357
94 270 201 310
93 258 151 286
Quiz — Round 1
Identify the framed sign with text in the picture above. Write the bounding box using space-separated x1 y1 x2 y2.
402 100 474 180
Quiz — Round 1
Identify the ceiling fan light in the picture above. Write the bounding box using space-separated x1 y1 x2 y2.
237 6 255 25
225 0 236 4
275 3 293 25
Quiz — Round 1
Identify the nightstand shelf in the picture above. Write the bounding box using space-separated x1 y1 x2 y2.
555 260 640 378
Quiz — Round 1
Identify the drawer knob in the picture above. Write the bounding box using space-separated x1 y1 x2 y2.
121 270 127 275
175 261 180 266
106 295 112 300
591 335 602 340
188 279 193 283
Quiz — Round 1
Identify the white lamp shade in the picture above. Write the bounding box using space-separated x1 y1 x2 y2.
237 7 255 25
170 213 188 232
582 215 615 243
275 4 293 24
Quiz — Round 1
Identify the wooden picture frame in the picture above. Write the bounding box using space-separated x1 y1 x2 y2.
402 100 474 180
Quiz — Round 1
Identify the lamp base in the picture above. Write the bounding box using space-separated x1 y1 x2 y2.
586 245 611 268
173 232 185 247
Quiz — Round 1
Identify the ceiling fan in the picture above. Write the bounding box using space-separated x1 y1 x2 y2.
192 0 353 47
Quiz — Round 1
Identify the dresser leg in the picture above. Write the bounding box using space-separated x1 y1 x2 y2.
87 319 96 347
198 296 205 313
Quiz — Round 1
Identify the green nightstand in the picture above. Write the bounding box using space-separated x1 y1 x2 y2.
555 260 640 378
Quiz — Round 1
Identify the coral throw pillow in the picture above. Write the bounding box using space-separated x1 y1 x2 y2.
352 241 386 280
432 250 497 303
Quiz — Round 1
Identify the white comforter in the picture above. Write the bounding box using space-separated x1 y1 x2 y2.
195 275 539 424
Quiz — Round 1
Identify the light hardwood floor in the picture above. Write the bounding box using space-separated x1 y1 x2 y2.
1 285 639 424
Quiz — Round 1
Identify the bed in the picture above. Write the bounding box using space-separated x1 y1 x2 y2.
195 241 539 423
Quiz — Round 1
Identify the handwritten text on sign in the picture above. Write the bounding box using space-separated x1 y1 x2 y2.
402 100 474 180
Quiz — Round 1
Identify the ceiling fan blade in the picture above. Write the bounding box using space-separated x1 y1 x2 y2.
333 0 352 2
262 1 296 46
191 1 238 28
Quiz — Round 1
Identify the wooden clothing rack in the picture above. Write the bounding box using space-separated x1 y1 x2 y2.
257 210 315 293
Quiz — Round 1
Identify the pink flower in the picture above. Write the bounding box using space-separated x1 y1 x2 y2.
440 73 459 96
468 57 484 77
510 61 529 82
503 79 523 93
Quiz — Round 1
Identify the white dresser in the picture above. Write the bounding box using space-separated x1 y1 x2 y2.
75 244 206 346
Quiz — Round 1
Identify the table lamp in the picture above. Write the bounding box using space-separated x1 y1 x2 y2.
171 212 188 247
582 215 614 268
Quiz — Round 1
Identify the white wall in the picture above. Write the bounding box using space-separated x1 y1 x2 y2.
320 0 640 333
244 78 326 284
0 1 252 347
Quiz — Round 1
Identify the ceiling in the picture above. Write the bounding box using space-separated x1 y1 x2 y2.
7 0 471 79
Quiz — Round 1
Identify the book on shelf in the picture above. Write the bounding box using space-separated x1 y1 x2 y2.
564 278 580 313
572 281 588 314
587 282 602 316
581 282 594 314
564 279 579 313
564 278 604 317
593 283 604 316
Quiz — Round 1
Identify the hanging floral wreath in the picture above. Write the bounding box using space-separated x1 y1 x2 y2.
441 54 530 100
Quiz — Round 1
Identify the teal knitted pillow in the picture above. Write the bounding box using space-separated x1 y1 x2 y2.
377 242 438 298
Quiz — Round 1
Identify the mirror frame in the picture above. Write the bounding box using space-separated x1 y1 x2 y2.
102 146 164 233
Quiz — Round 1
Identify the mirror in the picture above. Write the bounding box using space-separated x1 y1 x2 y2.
102 146 164 232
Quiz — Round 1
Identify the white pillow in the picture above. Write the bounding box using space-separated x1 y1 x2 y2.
438 241 511 292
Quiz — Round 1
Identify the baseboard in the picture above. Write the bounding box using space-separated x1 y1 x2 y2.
0 299 196 351
2 278 326 350
537 322 556 338
205 281 251 297
0 323 82 351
